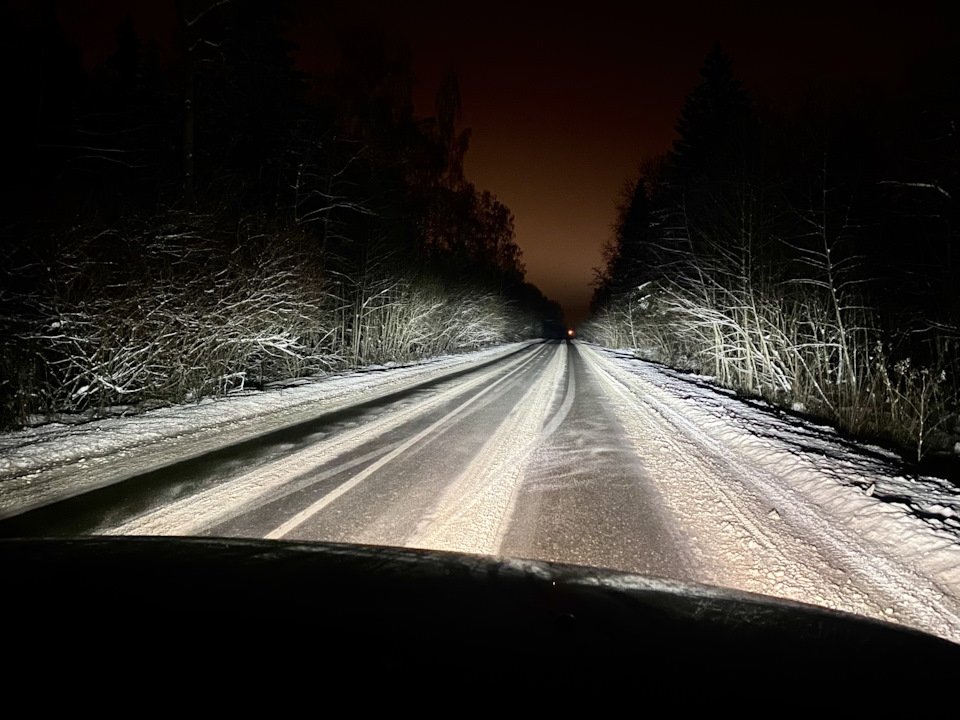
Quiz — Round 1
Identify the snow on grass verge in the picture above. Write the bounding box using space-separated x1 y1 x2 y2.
0 342 535 518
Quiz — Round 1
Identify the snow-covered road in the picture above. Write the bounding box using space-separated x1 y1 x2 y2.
2 340 959 643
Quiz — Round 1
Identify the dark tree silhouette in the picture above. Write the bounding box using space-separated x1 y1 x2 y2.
584 42 960 462
0 8 560 429
669 42 752 183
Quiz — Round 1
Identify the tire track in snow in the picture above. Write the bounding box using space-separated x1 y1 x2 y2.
0 342 537 519
263 344 552 540
404 342 567 555
540 349 576 439
583 347 794 567
104 345 548 536
580 342 960 643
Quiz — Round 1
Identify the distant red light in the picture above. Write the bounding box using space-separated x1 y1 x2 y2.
567 329 574 337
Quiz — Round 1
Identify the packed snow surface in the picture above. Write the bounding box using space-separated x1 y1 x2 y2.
579 344 960 643
2 338 959 644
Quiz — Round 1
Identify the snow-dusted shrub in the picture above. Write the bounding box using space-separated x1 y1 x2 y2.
350 278 516 363
1 204 543 429
4 208 341 420
587 254 957 461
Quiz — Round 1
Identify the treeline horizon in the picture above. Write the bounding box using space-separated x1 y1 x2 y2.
0 2 564 430
585 43 960 463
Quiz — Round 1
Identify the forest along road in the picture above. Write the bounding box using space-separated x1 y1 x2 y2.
2 339 960 643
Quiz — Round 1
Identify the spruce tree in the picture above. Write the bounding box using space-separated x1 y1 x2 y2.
670 42 752 183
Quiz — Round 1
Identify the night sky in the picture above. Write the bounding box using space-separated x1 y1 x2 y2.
50 0 956 325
